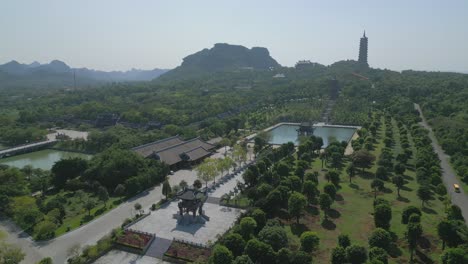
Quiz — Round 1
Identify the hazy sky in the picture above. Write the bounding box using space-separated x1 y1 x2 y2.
1 0 467 72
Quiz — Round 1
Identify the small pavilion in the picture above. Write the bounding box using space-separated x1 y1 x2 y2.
298 122 315 135
175 188 207 218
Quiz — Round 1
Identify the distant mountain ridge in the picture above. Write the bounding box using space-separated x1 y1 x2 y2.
160 43 280 80
0 60 169 89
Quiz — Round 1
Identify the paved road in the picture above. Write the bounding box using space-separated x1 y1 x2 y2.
0 147 239 264
415 103 468 222
0 168 203 263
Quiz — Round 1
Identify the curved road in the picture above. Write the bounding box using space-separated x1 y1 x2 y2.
415 103 468 222
0 147 237 264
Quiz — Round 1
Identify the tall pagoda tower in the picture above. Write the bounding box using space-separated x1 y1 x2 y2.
358 31 368 67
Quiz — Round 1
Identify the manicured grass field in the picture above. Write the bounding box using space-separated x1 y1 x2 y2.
281 117 446 263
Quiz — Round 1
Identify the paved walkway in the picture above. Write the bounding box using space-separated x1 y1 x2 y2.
0 147 250 263
145 237 172 258
0 166 205 263
415 103 468 221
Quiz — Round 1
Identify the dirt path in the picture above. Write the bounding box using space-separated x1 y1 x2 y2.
414 103 468 222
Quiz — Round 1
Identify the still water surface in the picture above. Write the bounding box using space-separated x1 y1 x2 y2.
268 124 356 147
0 149 92 170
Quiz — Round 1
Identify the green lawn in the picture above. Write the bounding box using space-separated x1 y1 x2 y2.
283 116 446 263
43 191 123 237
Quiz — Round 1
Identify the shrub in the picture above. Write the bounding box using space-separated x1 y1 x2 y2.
251 209 266 231
331 247 347 264
258 225 288 251
211 245 233 264
300 231 320 252
401 206 421 224
368 228 392 251
346 245 368 264
232 255 254 264
243 239 275 264
369 247 388 264
338 234 351 248
239 217 257 239
221 233 245 257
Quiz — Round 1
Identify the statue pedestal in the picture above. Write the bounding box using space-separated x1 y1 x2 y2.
175 213 206 225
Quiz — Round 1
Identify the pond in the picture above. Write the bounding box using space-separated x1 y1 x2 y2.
267 124 356 147
0 149 92 170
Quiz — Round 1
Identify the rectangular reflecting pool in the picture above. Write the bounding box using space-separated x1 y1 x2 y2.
0 149 92 170
267 124 356 147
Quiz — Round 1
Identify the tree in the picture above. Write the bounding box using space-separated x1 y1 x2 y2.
97 186 109 207
440 247 468 264
401 206 421 224
417 185 432 207
338 234 351 248
193 179 202 189
346 245 368 264
0 240 25 264
75 190 86 203
162 179 172 200
368 228 392 250
346 163 356 183
10 196 43 229
437 220 452 250
34 220 57 240
114 184 125 196
375 166 388 181
368 247 388 264
251 209 266 231
134 203 142 214
289 176 302 192
232 144 247 166
371 179 384 199
258 225 288 251
324 183 337 200
179 180 188 189
211 245 233 264
243 239 275 264
300 231 320 252
37 257 53 264
394 163 406 175
437 220 468 249
446 205 464 221
221 233 245 257
319 193 333 220
240 217 257 239
288 192 307 224
51 157 88 189
84 199 96 216
326 170 341 186
406 222 423 262
196 159 217 187
277 248 292 264
331 247 347 264
351 150 375 172
392 175 404 197
232 255 254 264
302 180 318 204
374 204 392 230
290 250 312 264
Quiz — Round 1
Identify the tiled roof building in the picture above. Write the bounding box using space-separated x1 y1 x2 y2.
132 136 215 169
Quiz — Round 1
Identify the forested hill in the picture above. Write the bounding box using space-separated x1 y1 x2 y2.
0 60 168 90
159 43 281 80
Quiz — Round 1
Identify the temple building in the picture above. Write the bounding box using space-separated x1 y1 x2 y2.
358 31 368 67
132 136 215 170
